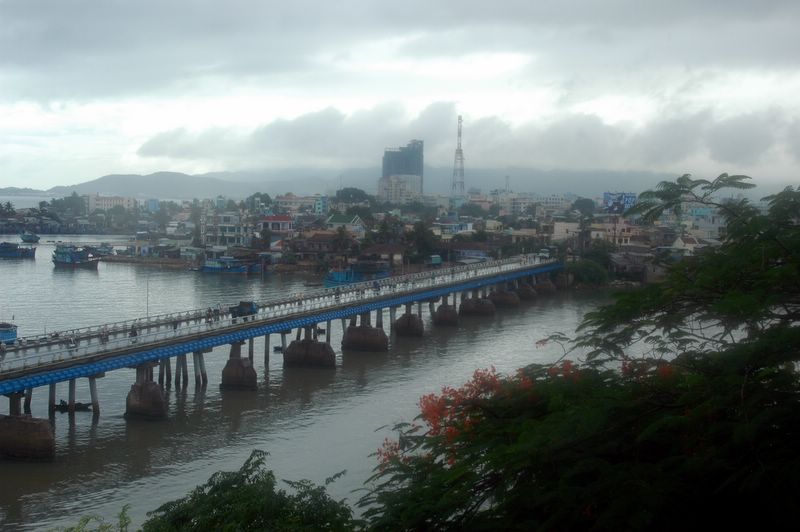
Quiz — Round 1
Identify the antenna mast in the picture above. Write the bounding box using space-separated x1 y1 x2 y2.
451 115 465 198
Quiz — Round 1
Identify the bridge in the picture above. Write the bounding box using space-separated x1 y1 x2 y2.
0 254 563 460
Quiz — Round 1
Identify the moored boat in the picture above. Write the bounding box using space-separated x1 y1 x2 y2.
19 231 40 243
84 243 115 256
199 256 262 274
52 244 100 269
0 242 36 259
324 259 391 287
0 322 17 345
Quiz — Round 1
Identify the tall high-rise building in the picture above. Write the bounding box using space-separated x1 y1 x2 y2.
378 140 424 204
382 140 424 193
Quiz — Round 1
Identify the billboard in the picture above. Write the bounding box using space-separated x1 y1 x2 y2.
603 192 637 214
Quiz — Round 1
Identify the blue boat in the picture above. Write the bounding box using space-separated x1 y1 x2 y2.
324 259 391 287
20 231 40 243
200 256 262 274
0 242 36 259
0 322 17 345
52 244 100 269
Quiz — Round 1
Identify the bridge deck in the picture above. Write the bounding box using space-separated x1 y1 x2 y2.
0 255 560 394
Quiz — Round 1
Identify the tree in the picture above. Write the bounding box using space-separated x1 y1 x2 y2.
361 174 800 530
457 202 485 218
336 187 370 203
572 197 595 218
143 450 355 531
405 221 436 259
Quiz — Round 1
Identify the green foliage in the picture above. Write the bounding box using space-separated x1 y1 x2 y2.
363 175 800 530
572 197 595 217
0 201 14 216
346 205 374 226
336 187 370 203
405 221 436 260
143 450 355 531
582 239 616 268
566 259 608 285
457 202 485 218
53 505 131 532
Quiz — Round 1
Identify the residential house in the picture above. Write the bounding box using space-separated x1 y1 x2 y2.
326 213 366 239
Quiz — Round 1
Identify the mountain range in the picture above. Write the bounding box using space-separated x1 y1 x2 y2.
1 167 683 202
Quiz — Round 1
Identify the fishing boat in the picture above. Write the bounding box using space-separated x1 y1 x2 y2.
84 243 115 256
0 242 36 259
0 322 17 345
324 259 391 287
52 244 100 269
199 256 262 274
20 231 40 243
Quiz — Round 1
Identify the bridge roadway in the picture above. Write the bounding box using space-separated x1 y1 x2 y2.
0 255 561 395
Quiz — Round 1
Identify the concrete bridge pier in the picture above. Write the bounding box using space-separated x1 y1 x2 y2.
389 306 397 336
535 274 557 294
264 334 271 368
125 363 167 419
248 338 255 362
516 282 538 300
220 341 257 390
459 294 496 316
394 303 424 337
342 310 389 352
284 323 336 368
281 331 288 352
489 286 521 308
1 392 55 461
433 299 459 326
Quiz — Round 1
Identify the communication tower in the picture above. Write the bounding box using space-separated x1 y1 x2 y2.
451 115 465 198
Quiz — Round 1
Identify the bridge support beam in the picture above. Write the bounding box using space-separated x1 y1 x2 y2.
220 342 257 390
158 357 172 387
175 354 189 388
89 376 100 416
125 364 167 419
325 321 332 345
264 334 271 367
389 307 397 336
68 379 76 414
24 388 32 415
516 282 538 300
281 332 288 353
48 383 56 415
0 407 55 461
534 274 557 294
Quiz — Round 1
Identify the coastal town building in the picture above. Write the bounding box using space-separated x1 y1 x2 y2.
325 213 366 239
201 211 250 247
83 193 137 212
378 140 424 202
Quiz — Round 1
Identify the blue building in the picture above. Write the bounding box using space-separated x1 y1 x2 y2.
145 198 160 213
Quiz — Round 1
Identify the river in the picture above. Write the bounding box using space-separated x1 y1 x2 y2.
0 235 607 530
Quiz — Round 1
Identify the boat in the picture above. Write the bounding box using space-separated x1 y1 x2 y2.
0 322 17 345
199 256 262 274
52 244 100 269
0 242 36 259
84 243 115 256
324 259 391 287
54 400 93 413
20 231 40 243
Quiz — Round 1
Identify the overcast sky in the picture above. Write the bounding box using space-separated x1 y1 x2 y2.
1 0 798 191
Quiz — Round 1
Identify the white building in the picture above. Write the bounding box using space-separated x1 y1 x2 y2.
377 174 423 203
84 194 137 212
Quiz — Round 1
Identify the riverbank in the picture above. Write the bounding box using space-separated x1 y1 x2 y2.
101 255 194 270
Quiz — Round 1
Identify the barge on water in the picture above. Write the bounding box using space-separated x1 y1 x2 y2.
0 242 36 259
52 244 100 269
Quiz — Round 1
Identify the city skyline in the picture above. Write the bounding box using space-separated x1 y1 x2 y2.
1 1 799 190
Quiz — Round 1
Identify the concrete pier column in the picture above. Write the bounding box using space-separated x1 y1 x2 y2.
375 309 383 329
48 383 56 414
341 318 347 334
389 306 397 335
429 301 435 314
158 359 165 386
8 393 22 417
24 388 32 415
89 376 100 415
68 379 76 414
417 302 423 318
248 338 254 362
125 363 168 419
304 326 313 340
489 289 521 308
405 303 412 314
165 357 172 387
295 328 302 341
175 354 189 388
325 321 332 345
459 296 496 316
264 334 271 367
360 312 371 327
281 332 288 352
193 352 203 387
220 342 257 390
199 352 208 386
433 303 459 326
0 412 55 461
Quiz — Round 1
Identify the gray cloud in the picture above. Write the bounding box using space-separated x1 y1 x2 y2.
2 1 799 101
136 103 798 177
